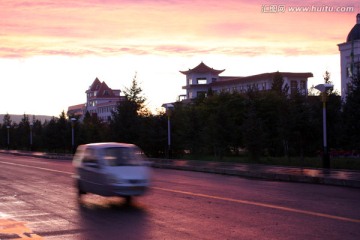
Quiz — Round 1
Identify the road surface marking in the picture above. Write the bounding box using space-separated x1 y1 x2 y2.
1 160 359 224
0 218 43 239
153 186 360 224
0 161 72 175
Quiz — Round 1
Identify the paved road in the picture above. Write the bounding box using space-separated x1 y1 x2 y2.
0 154 359 239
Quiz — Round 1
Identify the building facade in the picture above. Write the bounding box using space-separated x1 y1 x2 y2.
67 78 125 122
338 13 360 100
179 62 313 101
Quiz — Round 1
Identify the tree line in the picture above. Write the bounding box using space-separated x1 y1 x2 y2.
1 71 359 160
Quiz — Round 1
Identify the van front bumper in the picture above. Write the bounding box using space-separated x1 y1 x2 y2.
110 185 148 197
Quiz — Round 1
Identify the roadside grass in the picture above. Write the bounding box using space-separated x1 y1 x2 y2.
181 155 360 170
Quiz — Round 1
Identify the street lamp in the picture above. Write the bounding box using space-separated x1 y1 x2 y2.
162 103 174 159
30 123 33 151
315 83 333 169
70 118 77 153
6 125 10 149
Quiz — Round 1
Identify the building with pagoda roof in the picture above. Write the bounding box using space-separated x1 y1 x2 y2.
180 62 225 75
179 62 313 101
338 13 360 99
67 78 125 122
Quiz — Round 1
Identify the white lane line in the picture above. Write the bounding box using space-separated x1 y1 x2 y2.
1 160 359 224
13 213 50 218
0 161 72 175
152 187 360 224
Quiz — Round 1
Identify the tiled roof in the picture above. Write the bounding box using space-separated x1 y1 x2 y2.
97 81 115 98
89 78 102 91
87 78 122 99
213 72 313 86
180 62 225 75
68 103 85 111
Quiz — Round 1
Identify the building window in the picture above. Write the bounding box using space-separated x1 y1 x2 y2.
291 81 298 93
300 80 306 90
197 78 207 84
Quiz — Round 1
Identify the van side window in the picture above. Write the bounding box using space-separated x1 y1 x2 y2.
103 147 145 166
83 148 98 165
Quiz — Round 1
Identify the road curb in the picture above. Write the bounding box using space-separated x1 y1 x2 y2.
150 161 360 188
1 150 359 188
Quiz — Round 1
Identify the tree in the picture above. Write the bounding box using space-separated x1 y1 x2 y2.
242 101 265 160
342 64 360 150
287 90 314 160
1 114 12 148
172 102 205 156
79 111 106 144
256 90 288 157
31 116 43 151
323 71 332 84
57 111 70 151
323 70 334 95
2 113 12 127
123 72 148 116
16 114 30 150
271 71 289 96
42 111 71 152
269 72 292 157
111 73 150 146
200 92 245 159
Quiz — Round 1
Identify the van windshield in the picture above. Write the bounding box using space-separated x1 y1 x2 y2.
103 147 145 166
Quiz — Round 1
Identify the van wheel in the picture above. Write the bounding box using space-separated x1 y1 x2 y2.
125 196 132 205
77 181 86 197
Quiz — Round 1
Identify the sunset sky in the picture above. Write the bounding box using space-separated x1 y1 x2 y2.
0 0 359 117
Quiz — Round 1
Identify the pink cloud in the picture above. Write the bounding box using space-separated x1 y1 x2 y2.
0 0 358 58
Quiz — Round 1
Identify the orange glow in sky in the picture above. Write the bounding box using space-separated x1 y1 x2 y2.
0 0 359 116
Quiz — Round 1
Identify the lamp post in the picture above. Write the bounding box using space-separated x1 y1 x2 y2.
162 103 174 159
6 125 10 149
29 123 33 151
315 83 333 169
70 118 76 153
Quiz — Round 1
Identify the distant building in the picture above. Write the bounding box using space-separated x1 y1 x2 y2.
67 104 86 117
178 62 313 101
338 13 360 99
67 78 126 122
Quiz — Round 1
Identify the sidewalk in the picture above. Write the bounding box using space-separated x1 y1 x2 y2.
1 150 360 188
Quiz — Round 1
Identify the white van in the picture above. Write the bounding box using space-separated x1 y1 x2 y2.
73 142 151 203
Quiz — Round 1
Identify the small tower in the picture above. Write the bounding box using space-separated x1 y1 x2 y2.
338 13 360 100
179 62 225 99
